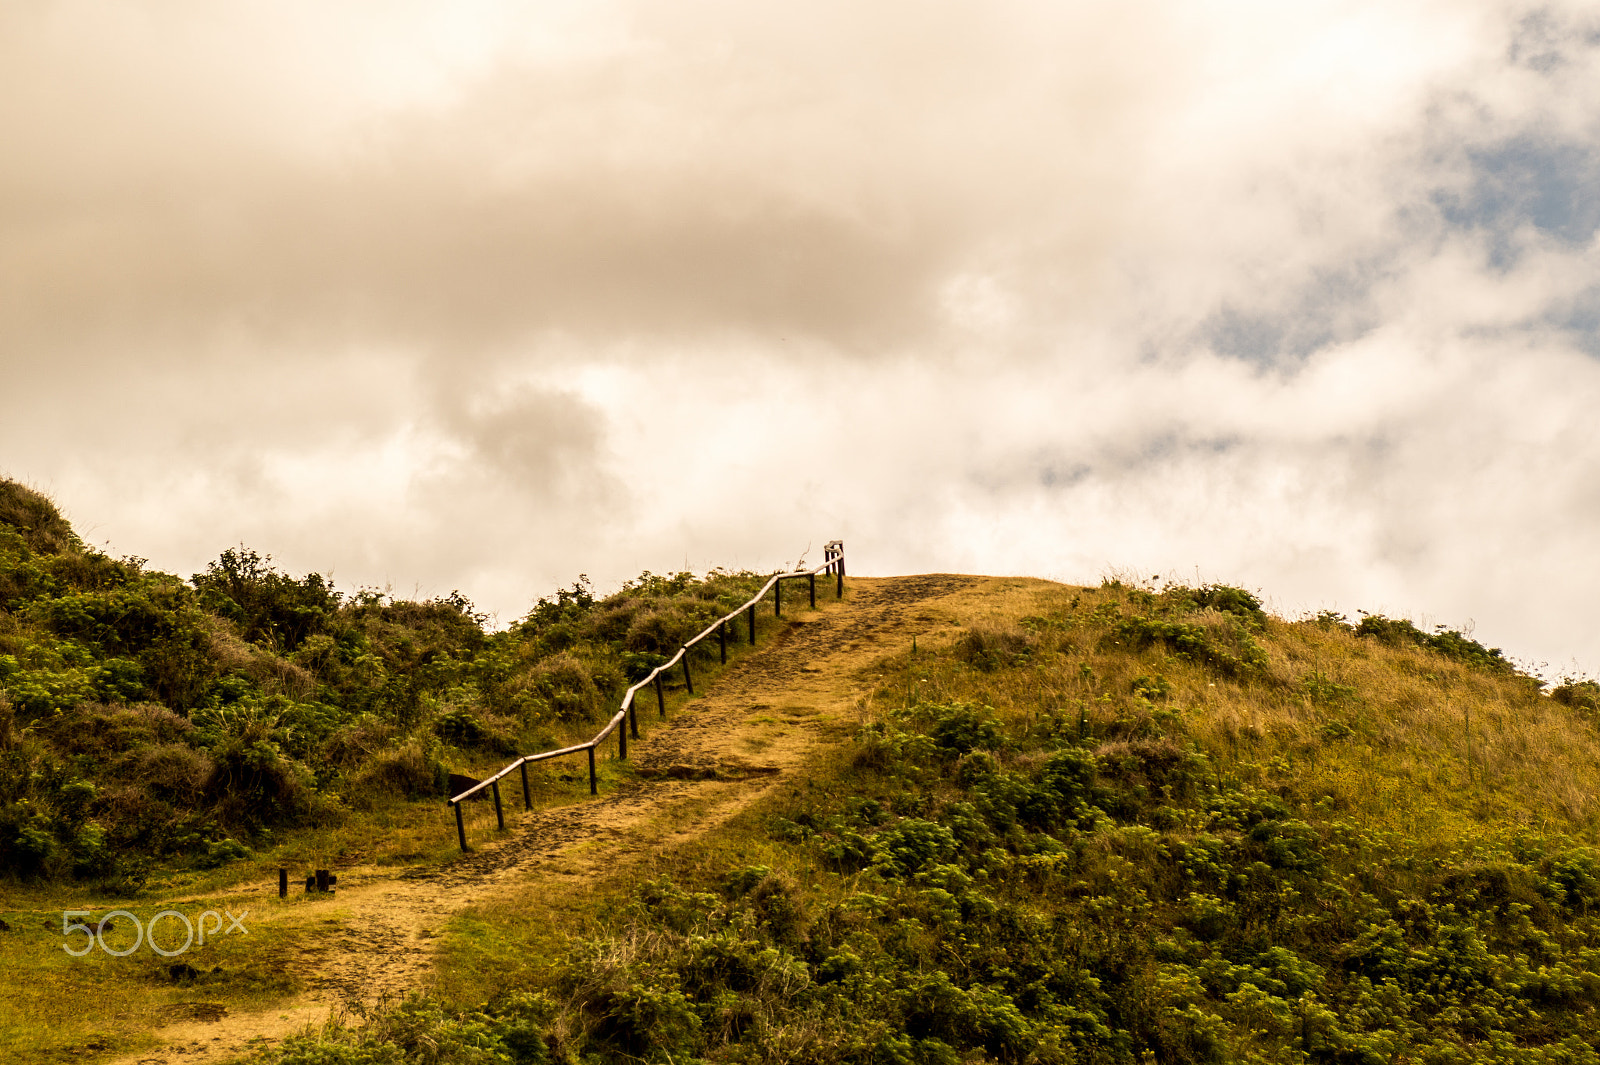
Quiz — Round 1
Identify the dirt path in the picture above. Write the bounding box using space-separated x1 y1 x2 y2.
115 575 988 1065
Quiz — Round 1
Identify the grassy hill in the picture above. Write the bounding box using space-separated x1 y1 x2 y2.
268 581 1600 1065
7 478 1600 1064
0 478 774 887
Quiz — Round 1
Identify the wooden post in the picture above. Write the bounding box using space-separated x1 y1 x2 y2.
655 674 665 716
520 761 532 810
836 564 843 599
629 696 639 738
454 801 467 852
747 603 756 644
682 648 694 694
316 869 329 892
719 621 727 664
279 868 288 898
775 578 782 617
492 781 505 830
809 572 816 608
619 716 627 760
588 747 598 795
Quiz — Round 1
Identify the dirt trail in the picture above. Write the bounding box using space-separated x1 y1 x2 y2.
115 575 986 1065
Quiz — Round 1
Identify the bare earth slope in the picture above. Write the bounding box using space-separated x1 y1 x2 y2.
117 574 1014 1065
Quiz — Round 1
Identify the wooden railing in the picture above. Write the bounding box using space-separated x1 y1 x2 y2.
447 541 846 850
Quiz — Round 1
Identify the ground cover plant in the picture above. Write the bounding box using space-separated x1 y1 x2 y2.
0 478 772 886
267 577 1600 1064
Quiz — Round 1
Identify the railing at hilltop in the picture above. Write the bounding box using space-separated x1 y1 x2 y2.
447 541 846 850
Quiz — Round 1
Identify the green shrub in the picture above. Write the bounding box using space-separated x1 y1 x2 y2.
1552 679 1600 714
1355 614 1512 673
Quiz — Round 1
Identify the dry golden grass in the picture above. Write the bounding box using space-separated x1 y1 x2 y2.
861 578 1600 853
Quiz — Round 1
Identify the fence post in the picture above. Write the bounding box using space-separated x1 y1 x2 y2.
719 620 727 664
454 800 467 851
520 761 532 810
629 696 639 738
683 648 694 695
836 555 844 598
809 572 816 608
747 603 756 644
655 673 665 716
775 578 782 617
588 746 598 795
492 781 505 830
279 867 288 898
619 716 627 759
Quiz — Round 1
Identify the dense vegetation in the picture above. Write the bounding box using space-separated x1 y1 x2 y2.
0 479 766 884
267 579 1600 1064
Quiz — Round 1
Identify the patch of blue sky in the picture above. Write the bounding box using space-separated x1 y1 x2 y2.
1435 136 1600 267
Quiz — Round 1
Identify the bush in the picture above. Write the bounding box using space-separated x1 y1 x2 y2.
202 722 309 827
354 741 445 802
1356 614 1511 673
524 652 602 723
1191 585 1268 629
1552 679 1600 714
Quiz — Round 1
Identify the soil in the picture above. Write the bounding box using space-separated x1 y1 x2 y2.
111 574 990 1065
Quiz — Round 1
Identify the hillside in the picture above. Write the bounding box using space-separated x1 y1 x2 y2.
257 580 1600 1065
0 477 780 885
6 479 1600 1064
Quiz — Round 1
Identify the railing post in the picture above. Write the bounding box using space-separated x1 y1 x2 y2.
492 781 505 830
279 867 288 898
588 746 598 795
520 761 532 810
747 603 756 644
629 696 639 738
775 578 782 617
454 801 467 852
809 572 816 608
683 647 694 695
719 620 727 664
619 716 627 759
655 673 666 716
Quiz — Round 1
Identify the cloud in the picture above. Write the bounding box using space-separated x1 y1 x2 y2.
3 0 1600 672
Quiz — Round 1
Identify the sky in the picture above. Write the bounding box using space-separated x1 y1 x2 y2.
2 1 1598 676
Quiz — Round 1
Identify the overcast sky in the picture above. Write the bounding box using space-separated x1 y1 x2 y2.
3 1 1599 675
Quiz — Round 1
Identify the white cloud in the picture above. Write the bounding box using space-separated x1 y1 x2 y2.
3 0 1599 674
